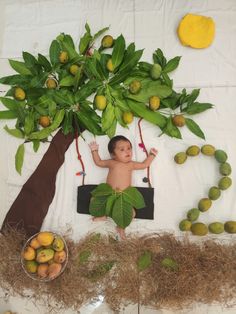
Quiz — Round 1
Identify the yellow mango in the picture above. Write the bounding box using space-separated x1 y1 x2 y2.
37 231 54 246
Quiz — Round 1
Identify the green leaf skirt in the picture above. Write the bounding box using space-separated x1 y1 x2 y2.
89 183 146 228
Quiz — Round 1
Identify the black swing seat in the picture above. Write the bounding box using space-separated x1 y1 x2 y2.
77 185 154 220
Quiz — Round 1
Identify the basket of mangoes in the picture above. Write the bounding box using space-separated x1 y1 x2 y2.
21 231 68 281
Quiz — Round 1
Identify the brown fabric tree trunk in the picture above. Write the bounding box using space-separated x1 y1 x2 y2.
1 129 75 237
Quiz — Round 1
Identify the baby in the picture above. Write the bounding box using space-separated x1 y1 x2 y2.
89 135 157 239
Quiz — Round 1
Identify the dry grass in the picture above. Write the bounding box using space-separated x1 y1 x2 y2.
1 229 236 313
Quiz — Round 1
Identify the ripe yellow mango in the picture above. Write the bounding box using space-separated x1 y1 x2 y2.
37 232 54 246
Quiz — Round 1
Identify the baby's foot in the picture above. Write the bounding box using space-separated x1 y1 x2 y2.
116 227 126 240
92 216 107 222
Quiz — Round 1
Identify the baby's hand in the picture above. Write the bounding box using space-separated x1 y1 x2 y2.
150 148 158 156
89 141 99 152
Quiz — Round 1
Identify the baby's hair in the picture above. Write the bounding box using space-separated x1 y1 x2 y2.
108 135 132 154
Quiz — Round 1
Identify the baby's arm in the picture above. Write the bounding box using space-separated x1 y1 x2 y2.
132 148 158 170
89 141 112 168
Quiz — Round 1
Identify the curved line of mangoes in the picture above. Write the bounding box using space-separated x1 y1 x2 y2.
174 144 236 236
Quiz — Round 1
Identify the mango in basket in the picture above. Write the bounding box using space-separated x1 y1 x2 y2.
36 231 54 246
36 248 55 263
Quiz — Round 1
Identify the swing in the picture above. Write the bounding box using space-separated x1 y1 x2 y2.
77 185 154 220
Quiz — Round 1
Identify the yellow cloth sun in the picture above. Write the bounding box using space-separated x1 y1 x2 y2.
178 14 215 49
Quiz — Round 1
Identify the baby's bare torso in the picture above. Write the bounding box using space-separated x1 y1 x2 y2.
106 160 133 190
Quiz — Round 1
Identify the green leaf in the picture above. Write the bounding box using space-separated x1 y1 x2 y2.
112 34 125 69
85 58 103 80
162 117 182 139
105 194 117 216
109 50 143 86
126 80 172 103
185 89 200 105
101 103 115 131
111 196 133 229
78 250 91 265
161 72 173 88
24 112 35 135
163 56 181 73
52 90 74 106
33 140 40 152
185 118 205 139
79 24 92 54
119 49 143 72
15 143 25 175
76 111 103 135
4 125 24 138
138 61 152 72
0 110 18 119
153 48 167 68
0 97 22 110
92 26 109 41
0 74 30 85
9 60 32 75
89 195 107 217
22 51 40 75
91 183 113 197
38 53 52 72
61 110 74 135
185 102 213 115
114 106 127 127
122 187 145 209
29 72 49 88
106 118 117 138
60 37 79 59
49 40 61 65
86 261 115 281
127 99 166 128
137 251 152 272
161 257 178 271
60 75 75 87
75 80 102 101
80 102 101 124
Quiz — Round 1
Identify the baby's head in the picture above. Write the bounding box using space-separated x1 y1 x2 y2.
108 135 133 163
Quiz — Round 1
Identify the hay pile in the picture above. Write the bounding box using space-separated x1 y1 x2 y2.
0 229 236 313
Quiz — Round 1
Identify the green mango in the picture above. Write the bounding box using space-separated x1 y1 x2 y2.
224 221 236 233
186 145 200 156
219 162 232 176
208 186 221 200
191 223 208 236
208 222 224 234
174 152 187 164
201 144 215 156
150 64 162 80
218 177 232 190
214 150 228 163
198 198 212 212
187 208 200 221
179 219 191 231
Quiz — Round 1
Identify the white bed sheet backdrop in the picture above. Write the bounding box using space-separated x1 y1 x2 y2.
1 0 236 313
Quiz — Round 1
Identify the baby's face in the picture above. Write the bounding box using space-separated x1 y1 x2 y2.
112 140 132 163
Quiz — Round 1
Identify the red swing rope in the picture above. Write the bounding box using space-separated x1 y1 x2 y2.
75 130 85 185
138 118 152 188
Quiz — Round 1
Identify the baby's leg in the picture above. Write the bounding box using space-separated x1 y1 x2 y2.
116 226 126 240
92 216 107 221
